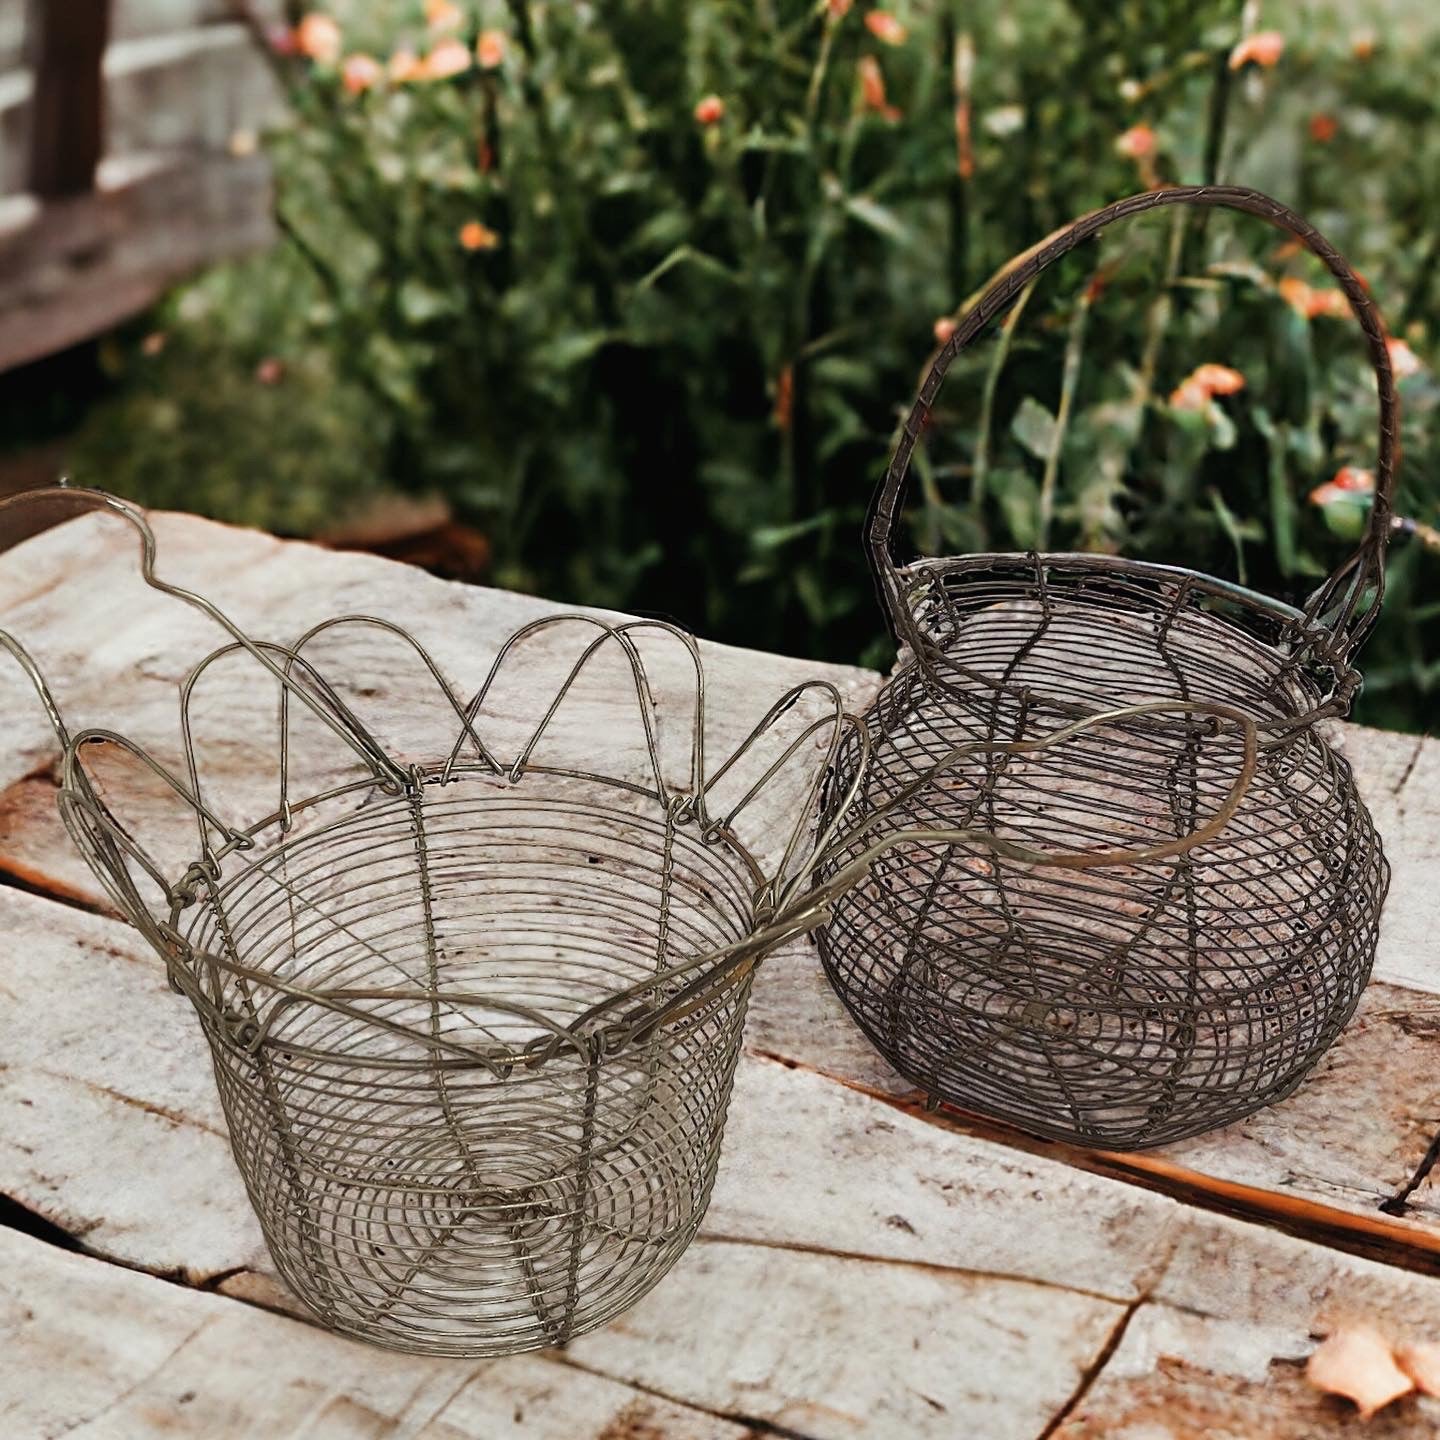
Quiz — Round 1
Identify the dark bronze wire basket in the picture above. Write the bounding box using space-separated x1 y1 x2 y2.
816 186 1393 1150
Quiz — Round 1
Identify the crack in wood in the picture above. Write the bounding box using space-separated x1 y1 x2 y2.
0 856 111 917
0 1191 87 1255
694 1230 1128 1306
50 1319 210 1440
0 1186 233 1293
1032 1295 1146 1440
25 1063 229 1138
1382 1129 1440 1217
1391 733 1428 800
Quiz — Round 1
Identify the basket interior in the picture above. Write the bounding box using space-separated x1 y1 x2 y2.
905 555 1340 725
181 771 760 1353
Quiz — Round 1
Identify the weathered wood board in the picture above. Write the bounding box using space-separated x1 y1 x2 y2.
2 510 1440 1437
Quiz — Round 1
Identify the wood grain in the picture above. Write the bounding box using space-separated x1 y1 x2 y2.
2 510 1440 1436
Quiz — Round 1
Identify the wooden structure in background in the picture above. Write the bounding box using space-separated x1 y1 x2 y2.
0 0 280 372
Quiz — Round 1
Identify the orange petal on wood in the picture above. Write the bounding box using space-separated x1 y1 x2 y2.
1397 1341 1440 1397
1306 1326 1415 1419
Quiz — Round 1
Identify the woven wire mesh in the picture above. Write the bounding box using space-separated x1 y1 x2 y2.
185 774 762 1354
1 486 872 1357
818 186 1394 1149
815 594 1388 1149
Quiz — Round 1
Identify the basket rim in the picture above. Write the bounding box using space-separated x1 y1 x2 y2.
896 550 1355 726
162 765 770 1075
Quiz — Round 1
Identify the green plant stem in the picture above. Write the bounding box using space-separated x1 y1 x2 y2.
1038 277 1096 550
946 21 973 299
970 279 1037 520
804 13 840 131
1266 420 1298 577
1184 38 1238 269
1125 207 1189 494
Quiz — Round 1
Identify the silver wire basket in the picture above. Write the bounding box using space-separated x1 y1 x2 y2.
1 487 881 1357
816 186 1392 1150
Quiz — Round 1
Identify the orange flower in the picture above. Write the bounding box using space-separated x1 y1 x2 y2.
1115 123 1156 159
295 12 342 64
827 0 853 17
1169 378 1210 413
459 220 501 251
864 10 908 45
341 53 381 95
1309 466 1375 508
420 37 472 80
1332 464 1376 493
1351 28 1376 61
388 47 422 82
858 55 901 120
1229 29 1284 71
141 331 167 357
933 316 957 345
254 357 285 385
476 29 506 69
1279 276 1348 320
1190 363 1245 396
693 94 725 125
1308 112 1338 143
1388 337 1423 379
425 0 463 32
1170 363 1245 411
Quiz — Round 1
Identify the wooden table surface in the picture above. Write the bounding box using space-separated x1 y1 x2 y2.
1 512 1438 1439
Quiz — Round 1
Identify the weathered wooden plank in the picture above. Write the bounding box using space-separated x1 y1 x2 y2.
1056 1302 1440 1437
0 1204 1124 1439
104 24 283 155
111 1 284 42
1 511 1436 1255
0 0 29 195
0 1226 753 1440
566 1237 1120 1440
0 151 274 371
0 883 1172 1303
0 0 26 74
14 874 1440 1435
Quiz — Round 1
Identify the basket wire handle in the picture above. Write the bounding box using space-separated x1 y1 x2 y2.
0 485 410 790
868 184 1399 670
596 699 1258 1050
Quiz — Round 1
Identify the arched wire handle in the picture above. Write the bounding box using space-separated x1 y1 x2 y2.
166 699 1256 1074
584 698 1258 1052
0 485 409 790
869 185 1399 669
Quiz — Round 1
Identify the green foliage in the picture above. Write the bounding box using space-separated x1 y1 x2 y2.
80 0 1440 730
73 261 387 534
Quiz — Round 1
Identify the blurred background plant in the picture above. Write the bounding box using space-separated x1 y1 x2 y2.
54 0 1440 729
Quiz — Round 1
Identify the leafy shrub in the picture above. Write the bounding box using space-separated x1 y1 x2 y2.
81 0 1440 729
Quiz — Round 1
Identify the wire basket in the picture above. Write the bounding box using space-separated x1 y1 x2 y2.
0 487 884 1357
816 186 1393 1150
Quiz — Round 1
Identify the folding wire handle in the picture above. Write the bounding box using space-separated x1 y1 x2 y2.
868 184 1399 678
